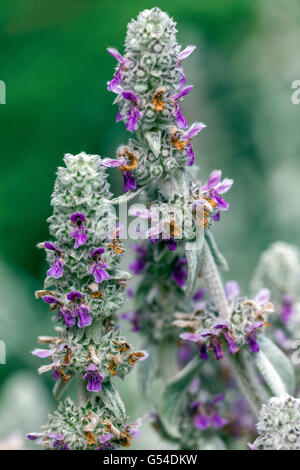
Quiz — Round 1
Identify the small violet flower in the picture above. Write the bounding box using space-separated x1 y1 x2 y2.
44 242 64 279
245 321 264 353
70 212 88 249
42 295 75 328
191 394 228 431
107 47 129 94
90 248 110 283
201 170 233 211
280 294 294 324
180 122 206 166
225 280 240 302
83 363 104 392
171 85 193 129
177 45 196 87
129 244 148 275
67 291 92 328
171 257 187 287
102 158 137 193
122 90 142 132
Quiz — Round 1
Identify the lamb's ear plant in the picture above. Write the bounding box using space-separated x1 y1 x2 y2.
27 152 145 450
106 8 298 450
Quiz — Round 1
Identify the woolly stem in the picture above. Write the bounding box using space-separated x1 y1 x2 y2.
200 240 230 320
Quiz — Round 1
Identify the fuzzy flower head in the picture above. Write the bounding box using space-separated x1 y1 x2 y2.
106 8 206 188
250 395 300 450
175 282 273 360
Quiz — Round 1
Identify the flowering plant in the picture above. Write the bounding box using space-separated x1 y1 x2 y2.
106 8 298 450
28 153 145 450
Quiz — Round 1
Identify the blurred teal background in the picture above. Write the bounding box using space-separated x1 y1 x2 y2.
0 0 300 449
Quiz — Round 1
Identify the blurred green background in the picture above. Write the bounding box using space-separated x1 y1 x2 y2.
0 0 300 449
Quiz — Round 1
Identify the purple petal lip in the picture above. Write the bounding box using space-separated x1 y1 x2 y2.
178 45 196 61
42 295 60 304
31 349 52 358
44 241 61 252
107 47 127 64
48 432 64 441
180 332 201 342
182 122 206 140
255 288 270 305
248 321 264 332
122 90 138 102
171 85 193 100
27 433 43 441
123 171 137 192
225 280 240 301
193 288 206 301
67 291 83 301
90 247 105 258
101 158 126 168
70 212 86 223
217 178 234 194
99 434 114 444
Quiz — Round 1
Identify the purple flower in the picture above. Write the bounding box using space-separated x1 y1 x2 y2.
83 363 104 392
181 122 206 165
42 295 76 327
254 288 270 306
210 413 228 429
44 242 64 279
66 291 82 301
74 304 92 328
171 257 187 287
171 85 193 129
147 222 178 252
194 413 210 430
90 248 110 283
42 295 61 305
128 418 142 439
201 170 233 210
225 281 240 302
123 171 137 192
129 244 148 275
193 288 206 302
70 212 88 249
245 321 264 353
191 394 228 431
199 343 209 361
102 158 127 168
178 341 194 366
214 322 238 354
107 48 128 93
27 433 43 441
248 443 259 450
120 311 140 332
177 46 196 87
122 90 142 132
31 349 52 358
214 322 238 355
178 45 196 61
67 291 92 328
280 294 294 324
180 332 202 342
201 329 224 360
101 158 137 193
107 47 128 65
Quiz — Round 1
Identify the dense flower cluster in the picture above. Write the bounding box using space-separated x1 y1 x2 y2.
250 395 300 450
29 153 145 450
174 282 273 360
106 7 206 191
